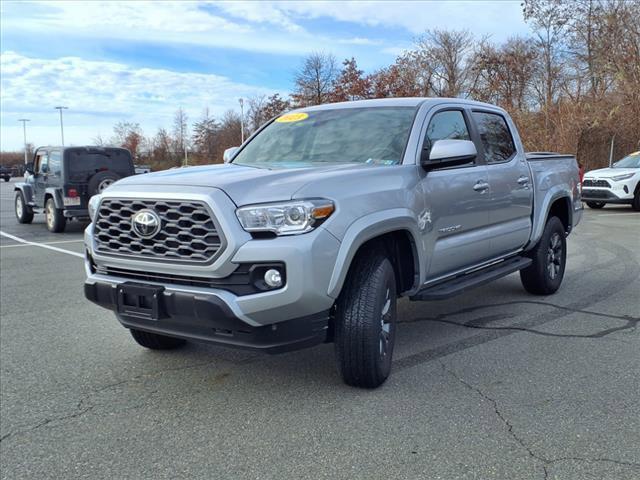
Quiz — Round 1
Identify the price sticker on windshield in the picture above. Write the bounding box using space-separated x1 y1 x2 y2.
276 112 309 123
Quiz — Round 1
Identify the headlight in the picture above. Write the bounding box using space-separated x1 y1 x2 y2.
236 199 334 235
88 195 101 221
611 173 635 182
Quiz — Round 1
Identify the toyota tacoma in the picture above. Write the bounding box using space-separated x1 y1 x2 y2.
84 98 582 388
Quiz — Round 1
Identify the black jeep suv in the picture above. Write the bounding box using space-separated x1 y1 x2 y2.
14 146 134 232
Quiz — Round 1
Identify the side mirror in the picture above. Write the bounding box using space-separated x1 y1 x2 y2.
25 162 35 174
223 146 239 164
421 139 477 170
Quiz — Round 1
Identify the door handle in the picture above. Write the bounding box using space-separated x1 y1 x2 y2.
473 181 490 192
517 176 529 185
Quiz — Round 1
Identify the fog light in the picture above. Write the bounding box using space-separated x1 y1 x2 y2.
264 269 283 288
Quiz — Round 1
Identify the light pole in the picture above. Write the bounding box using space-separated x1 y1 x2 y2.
18 119 30 164
238 98 244 143
54 106 68 145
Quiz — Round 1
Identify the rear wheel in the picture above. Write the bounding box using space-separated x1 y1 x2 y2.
3 176 10 182
334 247 397 388
15 191 34 224
586 201 605 209
45 198 66 233
520 216 567 295
130 329 186 350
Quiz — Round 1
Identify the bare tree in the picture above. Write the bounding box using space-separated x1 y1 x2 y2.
292 52 338 106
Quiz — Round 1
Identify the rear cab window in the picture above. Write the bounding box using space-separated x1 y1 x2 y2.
472 112 516 163
64 148 134 183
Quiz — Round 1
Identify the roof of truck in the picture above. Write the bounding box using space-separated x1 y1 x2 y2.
297 97 503 112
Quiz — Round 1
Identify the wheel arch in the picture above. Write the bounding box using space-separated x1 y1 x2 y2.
528 189 573 250
44 187 64 209
327 209 423 299
14 183 34 204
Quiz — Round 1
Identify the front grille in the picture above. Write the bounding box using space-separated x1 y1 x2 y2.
93 198 224 263
582 179 610 188
582 189 613 199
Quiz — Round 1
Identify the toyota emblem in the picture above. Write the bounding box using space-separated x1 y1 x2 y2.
131 209 161 238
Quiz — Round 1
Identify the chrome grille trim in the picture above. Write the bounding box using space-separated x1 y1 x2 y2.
93 198 226 264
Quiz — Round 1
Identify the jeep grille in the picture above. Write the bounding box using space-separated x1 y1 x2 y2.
93 199 224 263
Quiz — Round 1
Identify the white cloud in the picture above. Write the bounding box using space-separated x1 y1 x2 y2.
0 51 276 150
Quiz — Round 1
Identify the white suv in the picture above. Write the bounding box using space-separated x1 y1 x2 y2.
582 151 640 210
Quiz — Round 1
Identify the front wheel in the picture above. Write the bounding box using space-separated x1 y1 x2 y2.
334 247 397 388
3 176 10 182
45 198 66 233
632 188 640 211
586 201 605 209
15 191 34 224
520 216 567 295
130 329 186 350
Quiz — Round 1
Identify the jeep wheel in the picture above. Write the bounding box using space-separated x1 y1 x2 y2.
45 198 66 233
130 329 186 350
586 201 605 209
15 191 34 224
88 170 121 196
335 247 397 388
520 216 567 295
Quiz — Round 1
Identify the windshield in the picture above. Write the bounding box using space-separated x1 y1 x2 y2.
614 152 640 168
233 107 417 168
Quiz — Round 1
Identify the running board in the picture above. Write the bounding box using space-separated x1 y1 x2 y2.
410 256 532 301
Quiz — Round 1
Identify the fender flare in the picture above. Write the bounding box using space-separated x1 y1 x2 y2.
528 186 573 249
326 208 424 299
44 187 65 209
13 183 34 204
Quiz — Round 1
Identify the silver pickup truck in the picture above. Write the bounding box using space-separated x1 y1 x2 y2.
84 98 582 388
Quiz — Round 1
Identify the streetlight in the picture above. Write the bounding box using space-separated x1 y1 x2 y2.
238 98 244 143
18 119 30 164
54 106 68 145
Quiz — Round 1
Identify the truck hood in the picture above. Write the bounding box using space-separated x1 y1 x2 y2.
584 167 638 178
113 162 387 206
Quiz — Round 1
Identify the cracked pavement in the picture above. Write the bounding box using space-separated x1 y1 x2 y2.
1 178 639 479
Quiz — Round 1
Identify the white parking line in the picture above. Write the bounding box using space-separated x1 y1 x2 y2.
597 213 639 217
0 231 84 258
0 238 85 249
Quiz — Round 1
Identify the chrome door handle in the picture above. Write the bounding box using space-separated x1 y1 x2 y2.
473 181 490 192
517 176 529 185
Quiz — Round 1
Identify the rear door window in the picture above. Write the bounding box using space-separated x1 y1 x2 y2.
49 151 62 176
472 112 516 163
65 149 133 182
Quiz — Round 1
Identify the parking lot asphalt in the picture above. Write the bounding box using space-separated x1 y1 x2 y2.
0 177 639 480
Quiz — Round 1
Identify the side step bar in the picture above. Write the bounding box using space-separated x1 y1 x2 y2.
410 256 532 301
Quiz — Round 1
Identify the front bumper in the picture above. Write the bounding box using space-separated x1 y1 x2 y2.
84 281 330 353
581 188 632 203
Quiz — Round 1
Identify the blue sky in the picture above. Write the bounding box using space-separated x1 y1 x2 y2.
0 1 530 150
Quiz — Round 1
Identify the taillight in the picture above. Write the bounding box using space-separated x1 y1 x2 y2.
67 188 78 197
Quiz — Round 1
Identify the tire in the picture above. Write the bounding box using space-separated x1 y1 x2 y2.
130 329 186 350
88 170 121 196
3 176 10 182
520 216 567 295
45 197 66 233
334 247 397 388
586 201 605 209
632 187 640 212
15 191 34 224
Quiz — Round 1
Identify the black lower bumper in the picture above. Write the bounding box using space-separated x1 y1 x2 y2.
84 281 330 354
581 190 631 204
